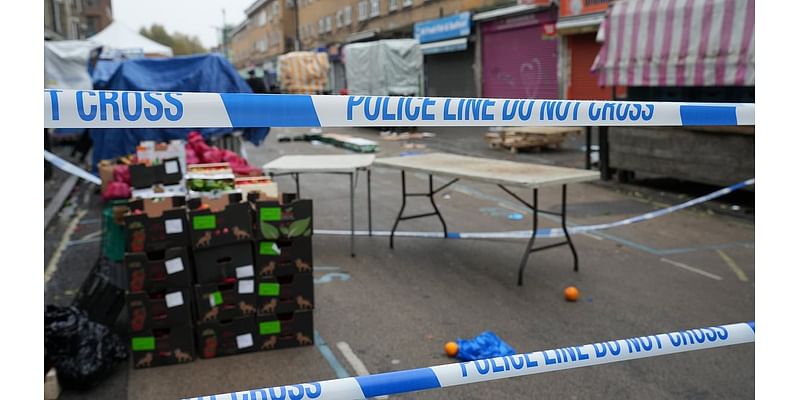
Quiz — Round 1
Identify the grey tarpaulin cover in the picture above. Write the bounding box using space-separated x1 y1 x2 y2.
45 40 102 90
343 39 422 96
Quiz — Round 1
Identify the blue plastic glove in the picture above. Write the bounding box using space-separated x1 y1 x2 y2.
455 331 516 361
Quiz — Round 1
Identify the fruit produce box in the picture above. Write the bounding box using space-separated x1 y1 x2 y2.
125 247 192 292
195 316 258 359
194 280 258 323
127 288 193 333
129 157 184 189
254 237 313 280
235 176 279 201
252 194 313 241
193 241 255 284
124 196 189 252
131 325 196 368
257 273 314 316
256 310 314 352
187 163 236 194
187 193 253 249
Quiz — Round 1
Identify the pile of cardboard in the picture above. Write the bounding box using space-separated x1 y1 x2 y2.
484 127 582 153
118 140 316 368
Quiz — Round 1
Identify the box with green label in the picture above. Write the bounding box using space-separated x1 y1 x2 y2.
195 315 258 358
256 273 314 316
125 247 192 292
254 237 313 279
252 195 313 242
124 196 189 253
187 193 253 249
131 325 195 368
256 310 314 351
193 280 258 323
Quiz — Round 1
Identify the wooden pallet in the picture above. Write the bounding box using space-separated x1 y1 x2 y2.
485 127 582 153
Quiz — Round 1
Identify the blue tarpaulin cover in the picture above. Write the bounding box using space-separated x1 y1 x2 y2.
89 54 269 169
455 331 516 362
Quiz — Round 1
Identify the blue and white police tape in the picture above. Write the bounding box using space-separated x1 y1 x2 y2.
44 89 756 129
44 150 101 185
315 178 754 240
185 321 755 400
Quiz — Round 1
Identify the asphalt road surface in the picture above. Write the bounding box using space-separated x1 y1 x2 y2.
44 128 754 399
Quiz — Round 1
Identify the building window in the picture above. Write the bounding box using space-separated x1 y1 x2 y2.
403 0 413 7
336 10 343 28
272 1 280 16
358 1 368 21
389 0 399 11
325 16 332 32
285 0 295 8
370 0 380 17
344 6 352 25
259 10 266 26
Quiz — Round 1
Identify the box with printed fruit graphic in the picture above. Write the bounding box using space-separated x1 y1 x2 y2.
252 194 313 242
195 316 258 358
254 237 312 280
187 193 253 249
127 288 193 333
193 242 255 284
131 325 195 368
194 280 259 323
256 273 314 316
256 310 314 352
124 196 189 252
125 247 192 292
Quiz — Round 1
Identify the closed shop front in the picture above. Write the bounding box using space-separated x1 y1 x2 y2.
567 32 610 100
415 12 477 98
480 9 558 99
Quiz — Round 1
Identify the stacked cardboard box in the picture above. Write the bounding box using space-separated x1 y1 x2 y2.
188 193 260 358
123 196 196 368
250 193 315 352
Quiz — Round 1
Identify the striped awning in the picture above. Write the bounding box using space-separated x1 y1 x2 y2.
592 0 754 87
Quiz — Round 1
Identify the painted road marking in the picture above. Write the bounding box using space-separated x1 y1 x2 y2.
336 342 389 400
660 257 723 281
45 209 87 284
314 331 350 379
716 249 749 282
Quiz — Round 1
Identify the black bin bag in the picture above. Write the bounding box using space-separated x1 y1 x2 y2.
44 305 128 390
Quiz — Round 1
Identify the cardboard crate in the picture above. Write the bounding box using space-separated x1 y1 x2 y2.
127 288 193 333
125 247 192 292
256 310 314 351
129 157 184 189
255 237 313 279
131 325 196 368
194 280 258 323
196 316 258 358
257 273 314 316
193 242 255 284
187 193 254 249
124 196 189 252
252 194 313 241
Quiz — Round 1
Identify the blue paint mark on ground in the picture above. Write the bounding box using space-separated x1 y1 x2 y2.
314 331 350 379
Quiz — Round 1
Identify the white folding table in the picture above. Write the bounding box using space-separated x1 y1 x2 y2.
262 154 375 257
374 153 600 285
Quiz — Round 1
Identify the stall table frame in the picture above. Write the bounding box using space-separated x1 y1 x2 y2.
262 154 375 257
374 153 600 286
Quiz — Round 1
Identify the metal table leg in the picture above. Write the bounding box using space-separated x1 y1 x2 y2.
350 172 355 257
562 184 579 271
367 169 372 236
293 173 301 197
390 171 458 249
518 189 538 286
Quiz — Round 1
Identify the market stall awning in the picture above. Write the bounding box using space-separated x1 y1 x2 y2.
591 0 754 87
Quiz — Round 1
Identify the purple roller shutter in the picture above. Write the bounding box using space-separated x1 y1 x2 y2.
481 9 558 99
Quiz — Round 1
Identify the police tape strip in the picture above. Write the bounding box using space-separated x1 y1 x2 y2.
44 89 756 129
314 178 754 240
44 150 101 185
185 321 755 400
